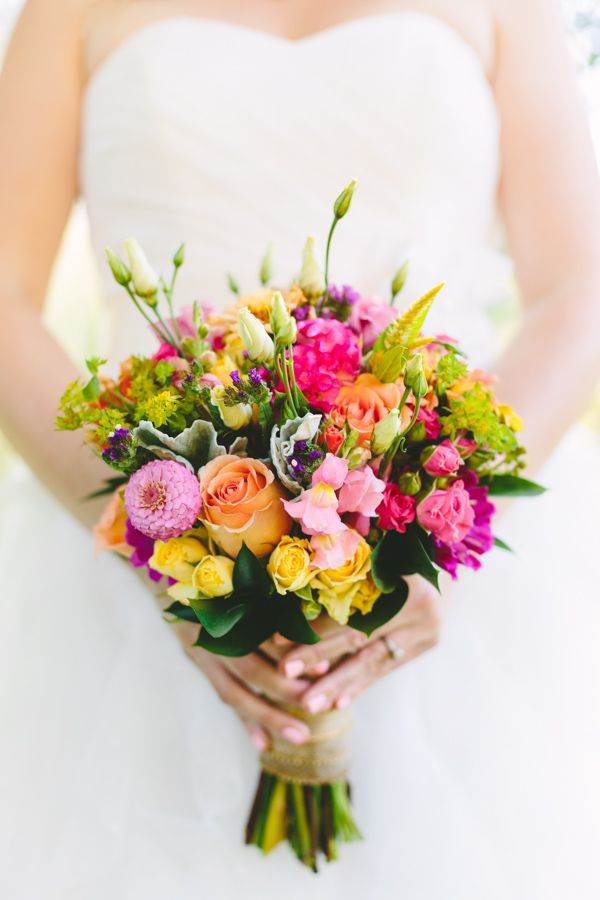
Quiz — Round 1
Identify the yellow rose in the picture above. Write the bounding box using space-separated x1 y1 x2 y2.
312 533 371 625
209 353 237 386
211 384 253 430
192 555 235 598
149 535 208 583
267 536 314 595
350 575 382 616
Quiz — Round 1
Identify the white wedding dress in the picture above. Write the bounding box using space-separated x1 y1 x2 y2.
1 13 599 899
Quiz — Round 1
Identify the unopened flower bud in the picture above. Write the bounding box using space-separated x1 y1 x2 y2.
333 179 357 219
299 236 326 298
238 307 274 364
391 260 409 302
259 242 274 287
371 409 401 455
105 247 131 287
270 291 297 345
173 243 186 268
124 238 159 300
346 446 371 470
199 349 217 368
404 354 428 399
397 470 422 496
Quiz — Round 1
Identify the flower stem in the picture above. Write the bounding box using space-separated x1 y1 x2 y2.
323 218 338 296
124 286 172 345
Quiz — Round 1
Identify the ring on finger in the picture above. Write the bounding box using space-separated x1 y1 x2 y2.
382 634 406 661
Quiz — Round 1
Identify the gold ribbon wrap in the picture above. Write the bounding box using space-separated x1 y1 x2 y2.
260 706 352 785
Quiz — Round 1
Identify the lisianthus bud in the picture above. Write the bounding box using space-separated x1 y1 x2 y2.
391 260 409 301
404 354 428 399
299 235 326 298
211 384 253 430
397 470 422 495
346 446 371 469
173 243 185 268
270 291 297 345
105 248 131 286
333 179 357 219
371 409 401 455
238 307 274 364
124 238 159 300
259 242 274 286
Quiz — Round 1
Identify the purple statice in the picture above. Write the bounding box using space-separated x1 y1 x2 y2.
102 426 133 465
285 439 324 485
433 469 495 579
292 304 311 321
125 519 163 582
327 284 361 305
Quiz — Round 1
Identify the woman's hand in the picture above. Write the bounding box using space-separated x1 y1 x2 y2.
171 619 312 751
276 576 442 714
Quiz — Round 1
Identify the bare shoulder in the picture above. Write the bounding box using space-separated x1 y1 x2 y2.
491 0 565 49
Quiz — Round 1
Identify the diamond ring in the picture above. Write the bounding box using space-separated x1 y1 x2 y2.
383 635 406 661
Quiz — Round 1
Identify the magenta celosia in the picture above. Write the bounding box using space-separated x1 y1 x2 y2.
292 319 360 412
433 469 495 579
124 460 202 540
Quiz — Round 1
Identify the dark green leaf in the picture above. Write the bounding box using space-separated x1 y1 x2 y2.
194 605 277 657
83 476 128 501
394 524 440 591
276 595 321 645
233 543 272 597
348 581 409 637
371 533 401 593
191 597 248 638
493 536 514 552
481 474 546 497
163 601 199 623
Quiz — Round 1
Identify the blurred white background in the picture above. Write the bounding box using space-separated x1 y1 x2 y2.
0 0 599 474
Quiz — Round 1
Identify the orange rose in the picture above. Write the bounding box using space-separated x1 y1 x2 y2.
93 490 132 557
199 455 292 558
331 374 403 446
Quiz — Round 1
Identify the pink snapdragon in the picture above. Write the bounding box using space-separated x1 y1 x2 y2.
338 466 386 532
311 529 361 569
282 454 349 536
423 440 462 477
416 479 475 545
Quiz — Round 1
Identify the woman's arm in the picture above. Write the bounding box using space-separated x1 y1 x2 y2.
0 0 109 527
492 0 600 472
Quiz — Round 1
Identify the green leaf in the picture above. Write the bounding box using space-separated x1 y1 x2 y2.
82 375 100 402
191 597 248 638
194 606 277 656
372 527 440 593
493 536 513 552
481 474 546 497
348 581 409 637
372 345 409 382
163 601 199 623
276 595 321 645
134 419 227 471
83 476 128 501
371 534 401 593
233 543 272 597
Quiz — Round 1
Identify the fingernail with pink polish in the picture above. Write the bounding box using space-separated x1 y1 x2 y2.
305 693 328 714
250 730 268 751
313 660 330 675
336 694 352 710
282 726 310 745
284 660 305 678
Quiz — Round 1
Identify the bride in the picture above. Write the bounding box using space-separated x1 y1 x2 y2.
1 1 599 897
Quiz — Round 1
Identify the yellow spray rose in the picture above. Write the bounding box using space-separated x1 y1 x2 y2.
267 536 314 595
312 533 371 625
211 384 252 430
209 353 237 386
350 575 382 616
192 555 235 598
149 534 208 583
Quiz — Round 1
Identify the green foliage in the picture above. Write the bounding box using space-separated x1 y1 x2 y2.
372 345 409 382
372 526 440 592
441 385 518 453
276 595 321 644
493 536 513 552
139 389 180 427
233 543 272 597
435 351 469 392
481 474 546 496
348 582 409 637
191 597 248 638
163 601 201 624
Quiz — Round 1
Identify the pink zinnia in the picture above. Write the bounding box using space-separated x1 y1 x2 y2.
124 460 202 541
292 319 360 412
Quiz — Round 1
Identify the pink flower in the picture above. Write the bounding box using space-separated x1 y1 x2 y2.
338 466 385 518
433 470 495 579
376 484 416 533
124 460 202 541
292 319 360 412
348 296 397 349
416 407 441 439
282 453 348 536
456 436 478 457
423 440 462 477
416 479 475 545
310 529 361 569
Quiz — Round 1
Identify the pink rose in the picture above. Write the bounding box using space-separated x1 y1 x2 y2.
423 440 462 477
376 483 416 533
416 407 441 439
416 480 475 545
348 296 397 349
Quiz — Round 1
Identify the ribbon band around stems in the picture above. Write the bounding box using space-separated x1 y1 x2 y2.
260 706 352 785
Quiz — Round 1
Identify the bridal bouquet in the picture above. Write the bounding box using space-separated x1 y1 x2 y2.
57 181 543 870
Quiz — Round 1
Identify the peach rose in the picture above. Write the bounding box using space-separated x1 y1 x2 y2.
93 490 132 557
198 455 292 558
331 374 405 446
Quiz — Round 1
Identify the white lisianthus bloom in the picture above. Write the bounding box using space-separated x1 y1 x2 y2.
237 307 274 363
298 235 326 298
124 238 159 299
